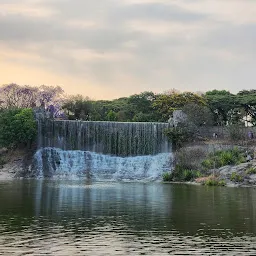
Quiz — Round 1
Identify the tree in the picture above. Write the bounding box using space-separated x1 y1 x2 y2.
0 108 37 148
237 90 256 126
182 103 214 127
13 109 37 146
107 110 117 121
205 90 238 125
0 84 64 109
62 95 92 120
153 91 206 121
0 84 66 120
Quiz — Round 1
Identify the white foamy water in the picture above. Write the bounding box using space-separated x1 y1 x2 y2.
34 148 173 180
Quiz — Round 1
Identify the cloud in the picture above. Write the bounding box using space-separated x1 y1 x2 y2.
173 0 256 25
0 0 255 98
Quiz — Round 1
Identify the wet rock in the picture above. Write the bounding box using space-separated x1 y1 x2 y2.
0 148 8 156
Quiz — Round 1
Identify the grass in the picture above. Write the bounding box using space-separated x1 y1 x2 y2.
205 178 226 186
246 166 256 175
196 176 226 186
230 172 244 183
163 168 201 182
162 172 172 182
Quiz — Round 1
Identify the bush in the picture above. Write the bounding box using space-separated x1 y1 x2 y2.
246 167 256 175
201 148 246 170
0 108 37 148
162 172 172 182
204 177 226 186
164 126 190 150
230 172 244 183
163 167 201 182
201 159 215 169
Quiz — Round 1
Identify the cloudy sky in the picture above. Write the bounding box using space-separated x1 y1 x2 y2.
0 0 256 99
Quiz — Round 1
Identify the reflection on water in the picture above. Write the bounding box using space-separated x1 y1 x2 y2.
1 180 256 255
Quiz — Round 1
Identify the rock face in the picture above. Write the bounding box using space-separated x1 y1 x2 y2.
215 160 256 186
0 160 23 180
0 147 35 180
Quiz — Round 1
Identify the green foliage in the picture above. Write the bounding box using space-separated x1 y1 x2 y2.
153 91 206 121
201 159 215 169
164 126 192 150
60 87 256 126
107 110 117 121
205 90 237 125
162 172 172 182
0 108 37 148
163 166 201 182
205 89 256 126
201 148 246 170
246 166 256 175
62 91 162 122
230 172 244 183
204 177 226 186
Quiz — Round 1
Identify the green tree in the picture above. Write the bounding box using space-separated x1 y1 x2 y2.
0 108 37 148
205 90 238 125
107 110 117 121
182 103 214 127
237 90 256 126
153 91 206 121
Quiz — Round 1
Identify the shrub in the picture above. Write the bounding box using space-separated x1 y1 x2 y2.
0 108 37 148
202 159 215 169
218 180 227 186
182 169 202 181
205 178 226 186
230 172 244 183
199 176 226 186
164 126 190 150
163 167 201 182
246 167 256 175
162 172 172 182
201 148 246 170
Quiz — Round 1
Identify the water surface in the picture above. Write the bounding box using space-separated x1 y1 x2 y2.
1 180 256 255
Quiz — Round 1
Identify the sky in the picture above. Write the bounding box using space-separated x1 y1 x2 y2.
0 0 256 99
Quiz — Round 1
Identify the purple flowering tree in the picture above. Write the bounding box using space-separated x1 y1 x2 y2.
0 83 66 119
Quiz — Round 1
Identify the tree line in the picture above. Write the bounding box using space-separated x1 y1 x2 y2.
1 83 256 127
62 89 256 127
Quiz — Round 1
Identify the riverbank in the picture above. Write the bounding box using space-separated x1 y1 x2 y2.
0 147 35 180
166 139 256 187
206 159 256 187
1 140 256 187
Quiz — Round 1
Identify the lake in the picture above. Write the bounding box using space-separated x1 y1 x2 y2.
0 180 256 255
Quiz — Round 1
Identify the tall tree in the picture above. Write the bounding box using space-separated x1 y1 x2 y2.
153 91 206 122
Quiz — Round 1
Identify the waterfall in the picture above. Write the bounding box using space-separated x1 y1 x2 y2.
33 120 173 180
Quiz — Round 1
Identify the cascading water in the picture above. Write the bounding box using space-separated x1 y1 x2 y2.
33 120 173 180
